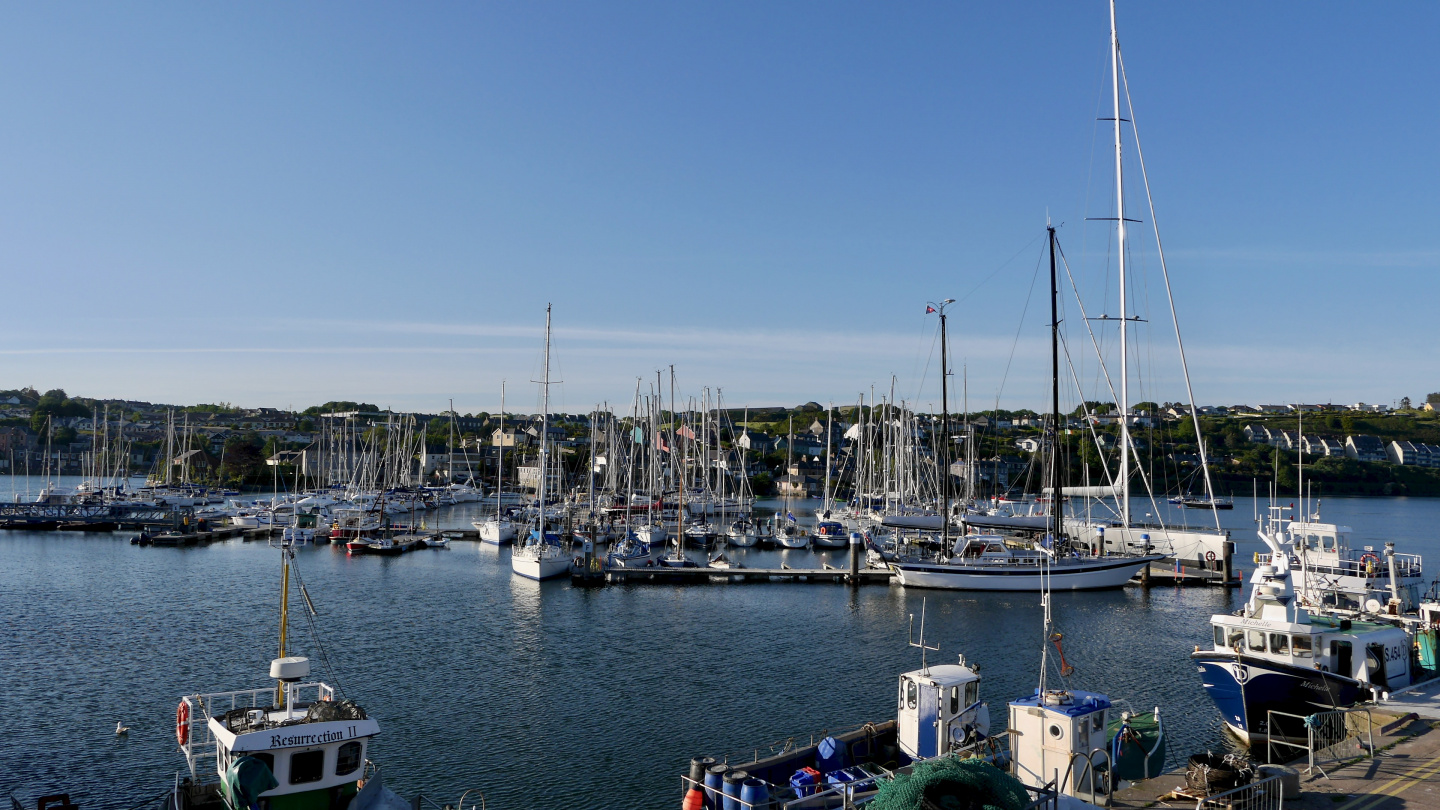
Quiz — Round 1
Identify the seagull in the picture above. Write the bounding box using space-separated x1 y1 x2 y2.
116 721 130 736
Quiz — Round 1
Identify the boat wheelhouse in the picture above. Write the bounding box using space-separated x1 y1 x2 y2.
1279 520 1423 613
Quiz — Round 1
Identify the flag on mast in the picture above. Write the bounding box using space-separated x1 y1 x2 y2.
925 305 936 314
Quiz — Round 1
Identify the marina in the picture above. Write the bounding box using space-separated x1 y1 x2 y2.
1 0 1436 807
5 485 1440 808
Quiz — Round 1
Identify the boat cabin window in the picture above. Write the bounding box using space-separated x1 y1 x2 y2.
906 681 917 709
1292 635 1313 658
965 680 978 707
1321 535 1336 551
1270 634 1290 655
949 686 960 714
986 544 1004 554
289 750 325 785
1247 630 1267 653
1213 626 1225 648
336 742 362 776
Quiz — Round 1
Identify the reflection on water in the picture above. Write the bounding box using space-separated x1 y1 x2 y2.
1 481 1437 808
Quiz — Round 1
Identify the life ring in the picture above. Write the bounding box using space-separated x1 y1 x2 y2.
176 700 190 747
1361 552 1379 575
1205 550 1217 562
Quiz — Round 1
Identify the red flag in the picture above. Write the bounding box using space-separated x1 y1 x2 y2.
925 305 937 314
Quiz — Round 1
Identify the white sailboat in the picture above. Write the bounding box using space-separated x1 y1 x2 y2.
1054 0 1230 568
474 381 516 546
773 416 808 549
510 305 570 581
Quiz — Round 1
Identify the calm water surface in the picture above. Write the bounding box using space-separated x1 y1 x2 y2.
3 480 1438 808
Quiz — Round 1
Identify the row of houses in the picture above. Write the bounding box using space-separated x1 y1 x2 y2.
1243 424 1440 467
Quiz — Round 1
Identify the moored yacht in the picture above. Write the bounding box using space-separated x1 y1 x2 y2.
509 304 570 582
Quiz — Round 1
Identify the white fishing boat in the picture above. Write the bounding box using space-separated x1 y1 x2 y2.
511 304 571 582
169 526 409 810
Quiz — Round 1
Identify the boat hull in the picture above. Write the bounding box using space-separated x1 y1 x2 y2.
511 548 570 580
474 520 516 545
1193 651 1367 742
892 555 1162 591
727 532 758 548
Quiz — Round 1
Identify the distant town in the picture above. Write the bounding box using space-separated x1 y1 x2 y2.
3 387 1439 498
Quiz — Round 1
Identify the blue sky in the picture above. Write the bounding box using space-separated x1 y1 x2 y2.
0 2 1434 415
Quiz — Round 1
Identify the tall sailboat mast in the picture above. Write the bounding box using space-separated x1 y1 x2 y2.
931 299 955 546
1049 225 1063 545
1110 0 1131 526
495 381 505 517
537 305 552 538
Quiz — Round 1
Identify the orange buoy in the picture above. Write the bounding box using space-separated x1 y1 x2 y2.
681 787 705 810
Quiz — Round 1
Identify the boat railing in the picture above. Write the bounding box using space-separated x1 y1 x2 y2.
1059 748 1112 806
179 683 337 781
1265 708 1374 776
1194 773 1283 810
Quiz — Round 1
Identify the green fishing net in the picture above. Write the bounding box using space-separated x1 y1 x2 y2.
869 758 1030 810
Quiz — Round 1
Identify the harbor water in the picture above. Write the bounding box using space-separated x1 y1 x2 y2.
3 479 1438 808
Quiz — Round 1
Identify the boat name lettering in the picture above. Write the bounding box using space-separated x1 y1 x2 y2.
269 728 353 749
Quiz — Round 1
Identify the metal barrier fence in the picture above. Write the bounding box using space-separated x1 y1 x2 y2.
1266 709 1374 777
1059 749 1113 807
1195 774 1283 810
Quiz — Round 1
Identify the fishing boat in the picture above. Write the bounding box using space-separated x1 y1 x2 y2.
510 304 570 582
676 603 994 807
1273 513 1424 614
168 524 408 810
1193 511 1412 742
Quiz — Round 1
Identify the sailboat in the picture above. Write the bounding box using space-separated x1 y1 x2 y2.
812 406 848 548
773 416 808 549
892 228 1163 591
1051 0 1230 570
510 305 570 581
473 381 516 546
